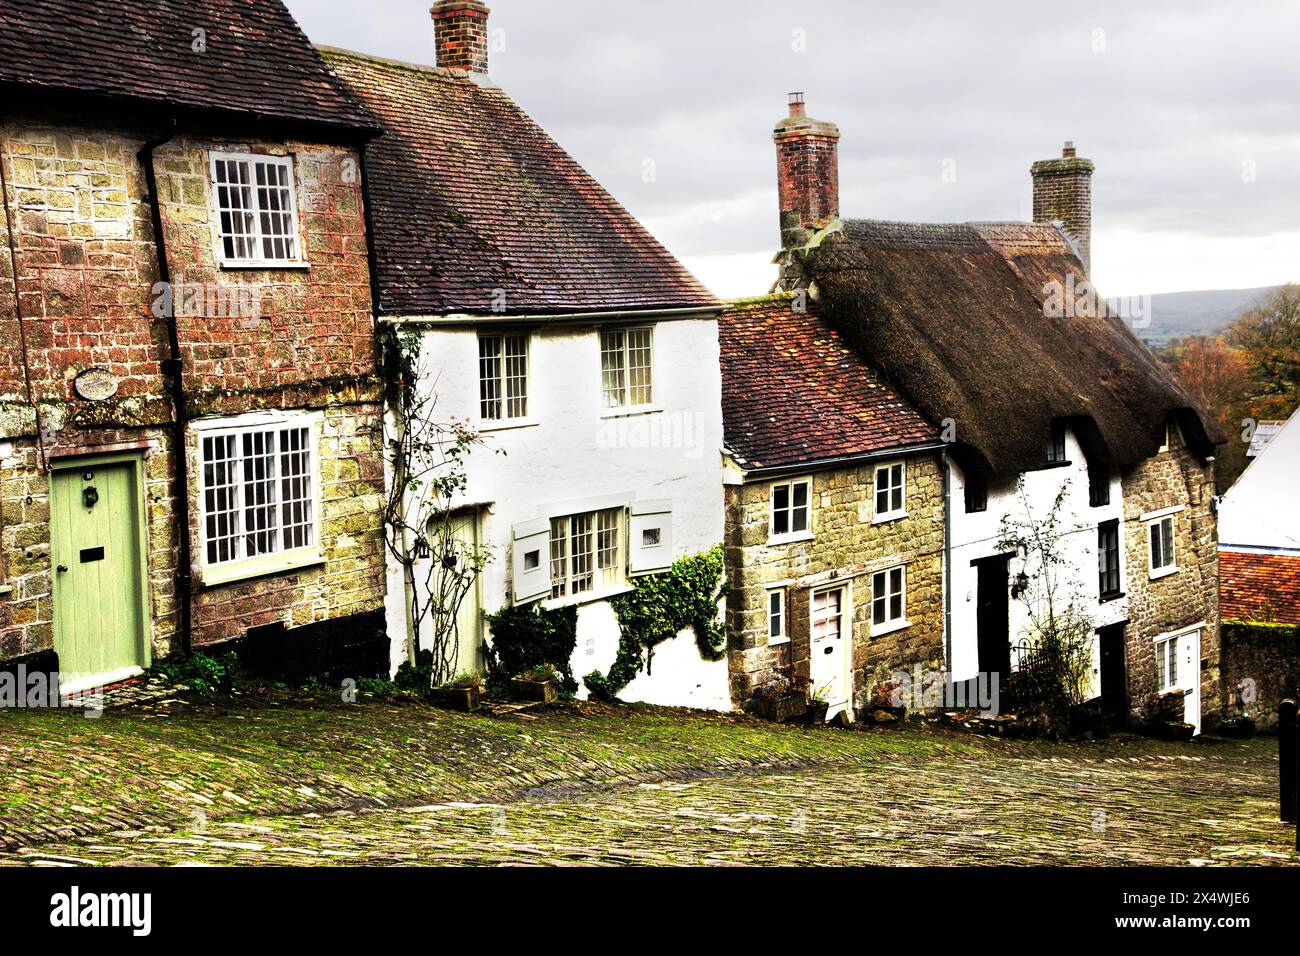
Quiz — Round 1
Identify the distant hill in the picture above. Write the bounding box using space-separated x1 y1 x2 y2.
1122 286 1283 348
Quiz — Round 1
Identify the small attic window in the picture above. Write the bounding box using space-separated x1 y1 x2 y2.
1046 424 1068 465
964 472 988 513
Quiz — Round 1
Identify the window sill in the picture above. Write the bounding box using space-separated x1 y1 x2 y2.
767 531 814 547
200 549 325 588
1100 591 1126 604
767 637 791 648
541 583 635 611
218 261 311 272
872 511 908 525
601 404 662 420
0 584 11 597
479 418 538 434
1043 460 1073 470
871 619 911 638
1149 566 1179 581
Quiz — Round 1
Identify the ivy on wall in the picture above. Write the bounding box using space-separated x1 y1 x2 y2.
584 546 727 702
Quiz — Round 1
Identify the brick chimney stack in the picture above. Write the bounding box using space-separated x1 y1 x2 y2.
774 93 840 249
431 1 491 74
1032 141 1095 273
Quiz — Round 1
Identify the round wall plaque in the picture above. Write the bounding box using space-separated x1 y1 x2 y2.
73 367 119 402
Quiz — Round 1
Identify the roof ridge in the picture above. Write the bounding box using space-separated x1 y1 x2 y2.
316 45 470 82
724 292 798 308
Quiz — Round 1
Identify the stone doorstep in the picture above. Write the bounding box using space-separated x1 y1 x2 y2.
59 674 187 711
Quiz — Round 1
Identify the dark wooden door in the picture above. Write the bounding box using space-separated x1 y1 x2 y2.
975 555 1011 684
1098 623 1128 721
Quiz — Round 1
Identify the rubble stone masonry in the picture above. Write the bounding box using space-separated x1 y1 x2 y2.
726 453 946 712
1120 422 1221 721
0 113 384 664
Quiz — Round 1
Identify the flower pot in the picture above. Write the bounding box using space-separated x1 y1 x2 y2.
805 701 830 725
752 692 807 723
429 684 481 713
510 677 559 704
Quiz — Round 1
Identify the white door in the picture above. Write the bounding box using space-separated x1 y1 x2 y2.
1178 629 1201 735
810 586 850 721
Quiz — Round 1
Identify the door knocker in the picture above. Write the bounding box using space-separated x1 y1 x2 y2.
83 486 99 509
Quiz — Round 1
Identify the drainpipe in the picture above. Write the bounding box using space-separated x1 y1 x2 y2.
138 121 193 655
940 453 953 678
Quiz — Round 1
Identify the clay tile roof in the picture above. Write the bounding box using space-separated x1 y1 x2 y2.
1220 551 1300 626
720 294 939 471
0 0 373 134
321 48 718 316
804 219 1225 478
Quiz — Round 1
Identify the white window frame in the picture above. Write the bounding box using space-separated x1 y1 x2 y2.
209 151 304 268
478 332 530 426
870 564 908 636
769 478 812 543
548 507 626 603
600 326 655 411
1154 634 1179 692
193 411 324 587
1147 514 1178 579
767 588 788 646
873 461 907 523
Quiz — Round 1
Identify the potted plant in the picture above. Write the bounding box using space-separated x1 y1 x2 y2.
805 683 832 725
748 679 808 723
510 663 561 704
429 674 483 712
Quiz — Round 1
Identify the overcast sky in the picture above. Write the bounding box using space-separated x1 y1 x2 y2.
287 0 1300 299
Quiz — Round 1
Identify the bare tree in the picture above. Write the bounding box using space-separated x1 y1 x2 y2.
382 328 497 688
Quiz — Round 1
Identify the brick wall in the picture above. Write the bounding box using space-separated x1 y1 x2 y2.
773 103 840 250
1120 422 1221 721
0 114 385 666
1219 622 1300 731
1031 145 1095 272
726 453 946 712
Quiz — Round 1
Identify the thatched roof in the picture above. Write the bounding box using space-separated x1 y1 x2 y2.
803 219 1224 478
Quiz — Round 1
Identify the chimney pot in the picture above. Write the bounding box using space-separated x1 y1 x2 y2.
431 0 491 74
788 91 806 117
1031 141 1095 273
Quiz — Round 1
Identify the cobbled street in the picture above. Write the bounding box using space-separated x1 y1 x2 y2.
1 694 1293 866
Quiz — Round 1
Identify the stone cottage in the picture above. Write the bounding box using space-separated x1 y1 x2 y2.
0 0 389 691
768 95 1224 731
324 3 731 708
720 294 945 720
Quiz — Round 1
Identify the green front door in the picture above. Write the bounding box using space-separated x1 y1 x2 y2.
51 459 148 692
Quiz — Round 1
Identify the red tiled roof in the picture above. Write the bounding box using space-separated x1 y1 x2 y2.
720 294 938 471
1220 551 1300 625
0 0 374 135
322 49 718 316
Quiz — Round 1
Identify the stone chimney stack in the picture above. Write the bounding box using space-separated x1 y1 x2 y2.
431 1 491 74
1032 141 1095 273
774 93 841 249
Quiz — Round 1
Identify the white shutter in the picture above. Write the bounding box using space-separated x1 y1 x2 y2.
512 517 551 605
629 500 673 576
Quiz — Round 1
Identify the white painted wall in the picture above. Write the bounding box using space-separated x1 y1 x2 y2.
947 426 1126 695
384 315 730 711
1220 407 1300 552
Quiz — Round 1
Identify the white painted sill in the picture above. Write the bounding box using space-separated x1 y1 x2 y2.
541 582 635 611
767 637 792 648
767 530 815 547
0 584 12 597
872 511 908 526
218 260 311 272
479 418 539 434
871 619 911 638
200 549 326 588
600 404 662 420
1149 565 1180 581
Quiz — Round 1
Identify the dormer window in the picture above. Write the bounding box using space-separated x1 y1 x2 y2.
964 472 988 514
1047 423 1068 464
1088 466 1110 507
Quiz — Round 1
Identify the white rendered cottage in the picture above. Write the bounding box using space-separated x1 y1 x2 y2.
325 5 729 709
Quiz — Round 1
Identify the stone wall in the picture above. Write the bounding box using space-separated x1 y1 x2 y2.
1219 622 1300 732
0 113 385 668
726 452 946 712
1121 421 1221 721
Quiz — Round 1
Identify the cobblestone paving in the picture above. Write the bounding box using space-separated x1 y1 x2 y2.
1 694 1294 866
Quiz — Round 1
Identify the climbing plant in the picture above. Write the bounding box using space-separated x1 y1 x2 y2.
584 545 727 702
484 603 580 698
